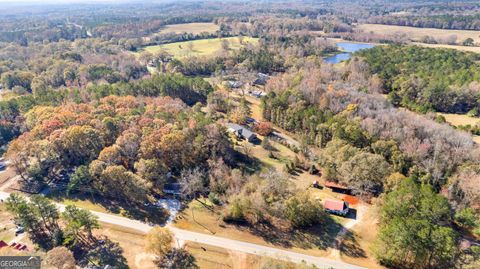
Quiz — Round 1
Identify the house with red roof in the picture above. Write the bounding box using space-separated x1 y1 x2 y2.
324 199 349 216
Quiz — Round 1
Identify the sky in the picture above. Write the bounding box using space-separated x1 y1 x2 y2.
0 0 138 3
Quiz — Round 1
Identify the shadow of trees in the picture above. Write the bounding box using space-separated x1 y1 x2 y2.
74 236 128 269
340 230 367 258
48 191 169 225
238 216 343 250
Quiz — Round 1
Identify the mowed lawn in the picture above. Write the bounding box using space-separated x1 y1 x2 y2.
139 37 259 58
158 22 219 35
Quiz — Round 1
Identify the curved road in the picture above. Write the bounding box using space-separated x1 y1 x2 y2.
0 191 365 269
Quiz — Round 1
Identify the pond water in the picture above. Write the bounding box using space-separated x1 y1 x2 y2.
324 42 375 64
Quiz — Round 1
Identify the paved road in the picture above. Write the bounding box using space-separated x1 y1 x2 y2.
0 191 365 269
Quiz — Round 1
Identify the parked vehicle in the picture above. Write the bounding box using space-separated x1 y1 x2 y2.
15 226 24 236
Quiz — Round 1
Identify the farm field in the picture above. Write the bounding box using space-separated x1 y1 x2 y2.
158 22 219 35
138 36 258 58
357 24 480 45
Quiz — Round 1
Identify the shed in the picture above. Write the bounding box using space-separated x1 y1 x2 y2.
324 181 349 193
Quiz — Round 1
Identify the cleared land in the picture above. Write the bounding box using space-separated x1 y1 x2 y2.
96 223 155 269
185 242 262 269
158 23 219 35
358 24 480 49
0 204 16 243
437 113 480 143
438 113 480 127
413 42 480 53
139 37 259 58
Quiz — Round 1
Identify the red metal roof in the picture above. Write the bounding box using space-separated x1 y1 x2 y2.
0 240 8 248
324 181 348 190
324 199 348 211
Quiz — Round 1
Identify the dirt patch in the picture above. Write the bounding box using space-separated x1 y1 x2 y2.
342 195 359 206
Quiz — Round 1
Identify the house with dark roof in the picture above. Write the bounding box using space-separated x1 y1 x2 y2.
227 123 257 142
324 199 349 216
227 80 244 89
252 73 269 86
163 183 182 196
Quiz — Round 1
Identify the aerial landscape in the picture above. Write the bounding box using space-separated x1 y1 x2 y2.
0 0 479 268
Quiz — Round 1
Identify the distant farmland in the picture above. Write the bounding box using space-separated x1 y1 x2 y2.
358 24 480 43
138 36 259 58
158 22 220 35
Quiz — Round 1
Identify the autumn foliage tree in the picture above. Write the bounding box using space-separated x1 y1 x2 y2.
255 121 273 136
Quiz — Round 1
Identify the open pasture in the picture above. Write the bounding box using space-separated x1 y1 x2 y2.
139 36 258 58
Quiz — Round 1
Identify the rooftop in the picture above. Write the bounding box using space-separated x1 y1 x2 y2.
324 199 348 211
227 123 256 139
324 181 349 190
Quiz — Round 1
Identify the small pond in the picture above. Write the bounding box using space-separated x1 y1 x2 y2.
324 42 375 64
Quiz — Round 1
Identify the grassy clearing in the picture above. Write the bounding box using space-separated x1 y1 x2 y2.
438 113 480 126
234 138 294 171
0 204 15 243
340 203 384 269
173 198 344 258
413 42 480 53
139 36 259 58
158 23 219 35
48 194 118 215
358 24 480 45
185 242 262 269
437 113 480 143
0 166 16 189
186 242 311 269
96 223 155 269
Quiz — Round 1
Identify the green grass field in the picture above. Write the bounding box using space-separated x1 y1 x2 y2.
139 36 259 58
158 22 219 35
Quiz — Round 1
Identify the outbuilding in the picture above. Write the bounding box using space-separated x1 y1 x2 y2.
324 180 349 193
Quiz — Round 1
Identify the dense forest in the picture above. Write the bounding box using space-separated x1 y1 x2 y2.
6 95 232 204
357 45 480 114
